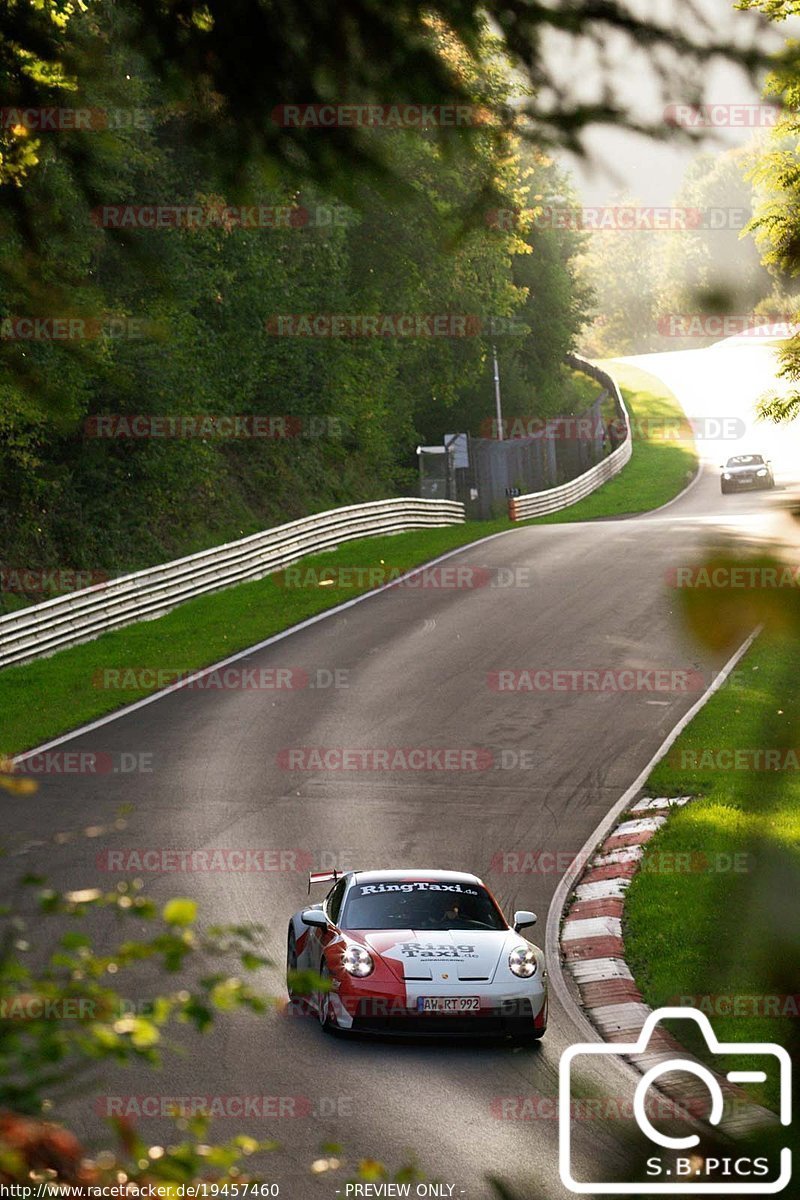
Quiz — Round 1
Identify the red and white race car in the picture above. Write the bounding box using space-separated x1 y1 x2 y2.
286 869 548 1039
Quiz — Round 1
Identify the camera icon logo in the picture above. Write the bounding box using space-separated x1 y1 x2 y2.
559 1006 792 1194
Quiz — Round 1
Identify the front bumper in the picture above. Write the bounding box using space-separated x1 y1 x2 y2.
329 983 548 1038
723 474 771 490
350 996 547 1037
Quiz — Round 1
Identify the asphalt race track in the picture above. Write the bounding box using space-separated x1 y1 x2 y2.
6 342 799 1199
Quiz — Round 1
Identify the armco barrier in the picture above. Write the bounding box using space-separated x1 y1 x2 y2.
508 357 631 521
0 498 464 670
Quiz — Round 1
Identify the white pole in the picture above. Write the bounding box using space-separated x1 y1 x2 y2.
492 342 504 440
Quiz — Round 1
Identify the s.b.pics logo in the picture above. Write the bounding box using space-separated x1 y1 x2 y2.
559 1007 792 1194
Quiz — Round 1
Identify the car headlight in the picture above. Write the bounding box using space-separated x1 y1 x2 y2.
509 946 538 978
342 945 374 977
756 468 767 477
723 472 732 480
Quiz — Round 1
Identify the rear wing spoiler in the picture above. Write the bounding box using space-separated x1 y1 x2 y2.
308 869 341 895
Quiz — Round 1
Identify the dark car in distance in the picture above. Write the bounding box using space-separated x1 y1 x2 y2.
720 454 775 494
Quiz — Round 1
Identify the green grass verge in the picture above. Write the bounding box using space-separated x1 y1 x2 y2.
624 633 800 1112
0 364 694 756
0 520 514 756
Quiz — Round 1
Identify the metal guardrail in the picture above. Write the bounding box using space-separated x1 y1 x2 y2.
0 498 465 670
508 357 632 521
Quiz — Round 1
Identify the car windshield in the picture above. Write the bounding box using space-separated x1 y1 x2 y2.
341 881 507 931
726 455 764 466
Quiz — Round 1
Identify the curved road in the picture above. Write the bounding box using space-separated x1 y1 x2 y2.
7 341 798 1198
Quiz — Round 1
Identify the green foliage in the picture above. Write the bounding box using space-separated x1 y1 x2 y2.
626 631 800 1113
0 7 599 580
0 1108 279 1191
580 149 785 357
0 0 778 575
722 3 800 420
0 0 773 192
658 148 777 333
0 868 272 1115
577 196 664 356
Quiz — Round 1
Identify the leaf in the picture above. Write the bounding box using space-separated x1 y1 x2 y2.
240 951 269 970
162 898 198 927
358 1160 386 1182
233 1135 260 1154
60 931 91 950
0 775 38 795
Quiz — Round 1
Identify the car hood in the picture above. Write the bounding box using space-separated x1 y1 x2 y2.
352 928 516 982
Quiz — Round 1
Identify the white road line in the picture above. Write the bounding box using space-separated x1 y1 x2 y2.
545 623 762 1051
11 528 523 765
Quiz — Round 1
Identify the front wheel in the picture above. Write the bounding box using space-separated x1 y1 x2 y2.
720 483 729 495
317 960 336 1033
286 927 298 1000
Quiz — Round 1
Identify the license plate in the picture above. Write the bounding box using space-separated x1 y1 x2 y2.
417 996 480 1014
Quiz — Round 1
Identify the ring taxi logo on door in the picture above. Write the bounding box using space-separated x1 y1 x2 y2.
559 1007 792 1193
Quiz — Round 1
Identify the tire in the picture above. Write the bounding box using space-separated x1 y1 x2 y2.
720 483 729 495
317 959 336 1033
515 1027 545 1045
286 926 298 1000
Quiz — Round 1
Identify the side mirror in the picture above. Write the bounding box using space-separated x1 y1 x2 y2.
513 910 537 933
301 908 328 929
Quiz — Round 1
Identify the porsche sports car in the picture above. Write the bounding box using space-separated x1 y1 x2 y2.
720 453 774 494
286 868 548 1039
